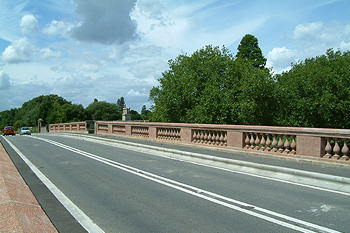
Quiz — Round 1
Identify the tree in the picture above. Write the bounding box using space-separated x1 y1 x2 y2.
85 101 119 121
116 97 125 119
273 49 350 128
141 105 151 120
149 45 274 125
236 34 267 69
130 110 141 120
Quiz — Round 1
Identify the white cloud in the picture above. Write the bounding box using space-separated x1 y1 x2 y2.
1 37 34 63
293 22 323 40
267 47 296 73
340 41 350 51
0 70 11 89
39 48 62 59
127 88 147 97
269 21 350 73
131 0 267 53
82 63 99 72
20 14 38 34
43 20 73 36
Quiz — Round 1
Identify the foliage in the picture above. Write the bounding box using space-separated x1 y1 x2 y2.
141 105 151 120
116 97 125 119
273 49 350 128
0 95 86 130
149 45 274 125
85 101 119 121
0 94 145 131
236 34 267 69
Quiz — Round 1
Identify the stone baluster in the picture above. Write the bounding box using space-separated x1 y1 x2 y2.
325 138 333 158
284 135 290 154
170 129 173 140
223 132 227 146
341 140 349 160
278 135 284 153
265 135 271 151
272 135 278 152
332 139 340 160
245 133 250 149
193 130 197 143
254 134 260 150
215 132 220 145
200 130 204 144
290 136 296 154
219 132 224 146
207 131 212 144
260 134 266 150
204 131 208 144
250 133 255 149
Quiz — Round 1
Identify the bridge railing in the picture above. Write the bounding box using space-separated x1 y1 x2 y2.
49 121 350 163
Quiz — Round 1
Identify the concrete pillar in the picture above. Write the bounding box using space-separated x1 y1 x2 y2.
296 135 325 157
180 128 192 144
148 126 156 139
125 125 132 136
108 124 113 134
226 131 244 149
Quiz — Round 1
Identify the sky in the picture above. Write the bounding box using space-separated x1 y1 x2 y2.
0 0 350 112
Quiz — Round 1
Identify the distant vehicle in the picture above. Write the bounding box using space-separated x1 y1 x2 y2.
20 127 31 135
3 126 16 136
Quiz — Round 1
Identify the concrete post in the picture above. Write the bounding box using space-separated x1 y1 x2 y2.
107 124 112 134
296 135 325 157
180 128 192 144
226 131 245 149
125 125 132 136
148 126 157 139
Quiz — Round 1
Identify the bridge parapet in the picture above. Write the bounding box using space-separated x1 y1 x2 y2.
49 121 350 164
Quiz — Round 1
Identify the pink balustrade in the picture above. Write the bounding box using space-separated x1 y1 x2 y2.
157 128 181 141
49 121 350 164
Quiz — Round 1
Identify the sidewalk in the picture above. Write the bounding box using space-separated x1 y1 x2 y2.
0 140 57 233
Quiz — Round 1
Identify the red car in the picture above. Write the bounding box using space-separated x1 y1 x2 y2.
3 126 16 136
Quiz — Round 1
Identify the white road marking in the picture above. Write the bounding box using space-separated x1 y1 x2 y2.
2 136 105 233
51 133 350 197
31 135 341 233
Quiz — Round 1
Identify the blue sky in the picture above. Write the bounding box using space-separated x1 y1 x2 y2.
0 0 349 112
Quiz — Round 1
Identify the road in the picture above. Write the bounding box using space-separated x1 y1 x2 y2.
2 134 349 233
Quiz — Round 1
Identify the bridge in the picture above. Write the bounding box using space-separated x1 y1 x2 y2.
0 121 350 232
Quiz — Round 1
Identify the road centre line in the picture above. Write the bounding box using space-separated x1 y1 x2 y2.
32 135 341 233
2 136 105 233
51 133 350 197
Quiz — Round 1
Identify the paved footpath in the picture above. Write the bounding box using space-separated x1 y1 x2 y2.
0 140 57 232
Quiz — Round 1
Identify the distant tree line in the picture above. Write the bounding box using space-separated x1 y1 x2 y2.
149 34 350 129
0 95 151 130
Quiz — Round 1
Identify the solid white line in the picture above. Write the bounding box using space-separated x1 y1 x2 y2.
54 133 350 197
32 135 341 233
2 136 105 233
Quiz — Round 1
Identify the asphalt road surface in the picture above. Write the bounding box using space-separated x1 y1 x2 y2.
3 134 349 233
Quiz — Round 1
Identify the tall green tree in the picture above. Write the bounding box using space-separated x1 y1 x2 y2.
149 45 274 125
85 101 119 121
116 96 125 119
141 105 151 120
236 34 267 69
273 49 350 128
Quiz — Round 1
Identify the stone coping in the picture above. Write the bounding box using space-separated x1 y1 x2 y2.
0 142 57 233
92 121 350 137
